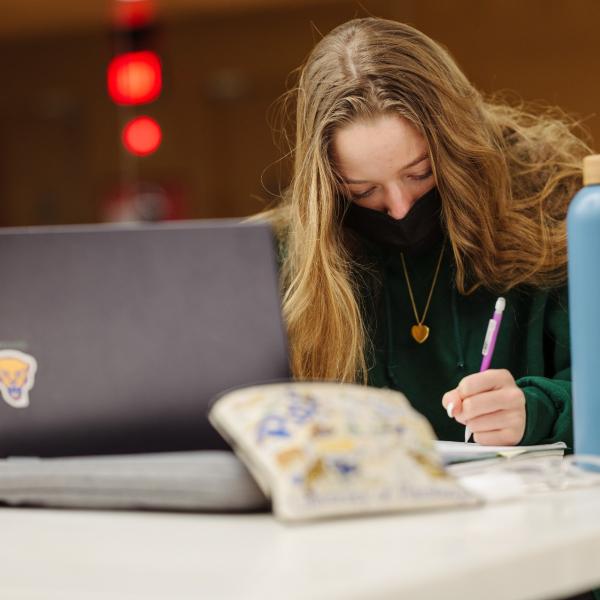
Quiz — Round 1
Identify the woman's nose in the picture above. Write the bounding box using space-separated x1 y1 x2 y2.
385 186 415 220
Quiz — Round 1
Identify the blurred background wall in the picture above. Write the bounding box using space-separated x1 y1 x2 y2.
0 0 598 227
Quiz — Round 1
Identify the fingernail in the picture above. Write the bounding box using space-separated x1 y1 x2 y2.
447 402 454 418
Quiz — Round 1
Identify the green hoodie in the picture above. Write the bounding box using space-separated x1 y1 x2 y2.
360 234 572 448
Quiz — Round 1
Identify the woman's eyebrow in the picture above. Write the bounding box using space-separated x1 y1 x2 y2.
340 153 429 184
402 153 429 170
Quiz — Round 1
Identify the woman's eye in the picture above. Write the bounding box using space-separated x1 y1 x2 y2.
351 188 374 200
410 170 433 181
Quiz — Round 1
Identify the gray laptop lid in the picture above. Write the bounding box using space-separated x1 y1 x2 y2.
0 219 290 457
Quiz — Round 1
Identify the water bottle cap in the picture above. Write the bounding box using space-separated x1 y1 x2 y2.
583 155 600 186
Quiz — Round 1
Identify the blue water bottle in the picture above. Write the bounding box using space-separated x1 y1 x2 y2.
567 154 600 456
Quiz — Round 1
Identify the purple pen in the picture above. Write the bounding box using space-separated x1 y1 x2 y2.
465 297 506 442
480 297 506 371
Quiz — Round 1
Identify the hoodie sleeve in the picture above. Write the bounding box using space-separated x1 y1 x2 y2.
516 286 573 449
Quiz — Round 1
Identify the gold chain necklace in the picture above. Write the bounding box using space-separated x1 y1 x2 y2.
399 245 445 344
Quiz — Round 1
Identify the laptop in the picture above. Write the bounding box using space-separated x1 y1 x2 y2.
0 219 290 458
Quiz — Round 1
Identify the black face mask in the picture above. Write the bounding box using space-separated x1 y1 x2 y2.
342 186 443 254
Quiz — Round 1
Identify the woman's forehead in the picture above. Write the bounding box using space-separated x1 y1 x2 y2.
331 115 429 179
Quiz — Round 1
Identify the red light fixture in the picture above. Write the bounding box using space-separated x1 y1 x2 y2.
112 0 156 29
109 1 164 160
122 116 162 156
107 50 162 106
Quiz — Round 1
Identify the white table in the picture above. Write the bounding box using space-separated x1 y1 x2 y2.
0 486 599 600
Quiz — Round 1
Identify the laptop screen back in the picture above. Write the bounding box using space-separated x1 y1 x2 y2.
0 219 290 457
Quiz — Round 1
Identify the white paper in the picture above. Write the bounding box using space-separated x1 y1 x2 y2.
436 440 567 463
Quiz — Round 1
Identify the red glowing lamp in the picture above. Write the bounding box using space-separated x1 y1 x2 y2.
122 116 162 156
112 0 156 29
107 51 162 106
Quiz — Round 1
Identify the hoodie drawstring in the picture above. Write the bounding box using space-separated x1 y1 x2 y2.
451 281 466 370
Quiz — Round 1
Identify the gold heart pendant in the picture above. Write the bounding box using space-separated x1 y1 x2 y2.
411 324 430 343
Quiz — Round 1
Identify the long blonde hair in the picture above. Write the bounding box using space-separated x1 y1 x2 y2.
265 17 591 383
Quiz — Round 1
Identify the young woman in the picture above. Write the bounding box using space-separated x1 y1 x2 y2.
265 17 590 447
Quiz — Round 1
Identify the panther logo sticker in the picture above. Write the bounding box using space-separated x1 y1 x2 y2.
0 350 37 409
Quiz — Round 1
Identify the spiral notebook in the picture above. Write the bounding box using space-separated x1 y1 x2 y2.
437 440 567 476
